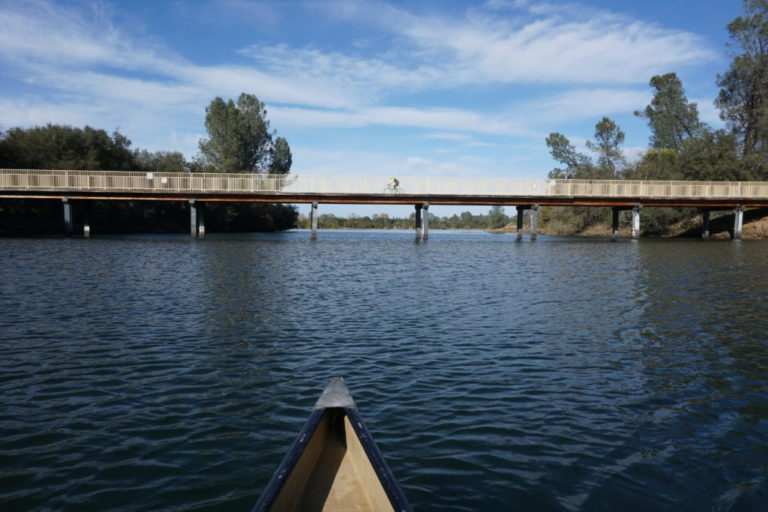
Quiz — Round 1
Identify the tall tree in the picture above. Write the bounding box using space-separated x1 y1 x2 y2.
635 73 704 152
198 93 273 173
269 136 292 174
586 117 625 177
545 132 594 179
716 0 768 160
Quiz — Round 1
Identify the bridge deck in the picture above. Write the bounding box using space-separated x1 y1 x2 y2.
2 169 768 207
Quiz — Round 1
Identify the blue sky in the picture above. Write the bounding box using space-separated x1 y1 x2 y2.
0 0 745 216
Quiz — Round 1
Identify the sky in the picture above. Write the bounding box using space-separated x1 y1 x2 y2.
0 0 746 217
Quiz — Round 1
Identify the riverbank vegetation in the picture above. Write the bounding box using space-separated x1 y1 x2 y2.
296 205 510 230
538 0 767 236
0 93 297 235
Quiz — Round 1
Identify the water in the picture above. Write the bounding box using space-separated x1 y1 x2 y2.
1 230 767 511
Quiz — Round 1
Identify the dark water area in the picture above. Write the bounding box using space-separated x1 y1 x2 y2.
1 230 767 511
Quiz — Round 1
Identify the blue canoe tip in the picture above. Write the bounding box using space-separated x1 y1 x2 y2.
313 377 357 409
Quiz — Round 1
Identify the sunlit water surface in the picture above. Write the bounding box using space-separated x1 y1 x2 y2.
1 230 767 511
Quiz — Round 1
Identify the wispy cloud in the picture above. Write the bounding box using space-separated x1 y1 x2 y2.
0 0 718 159
316 0 714 86
526 88 652 122
294 147 504 177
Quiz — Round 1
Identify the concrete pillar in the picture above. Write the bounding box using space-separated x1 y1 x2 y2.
530 204 539 241
310 201 318 240
62 197 73 236
701 210 710 239
189 199 198 239
83 201 91 238
631 205 641 239
415 203 423 240
734 205 744 240
516 206 524 241
422 203 429 240
611 208 620 239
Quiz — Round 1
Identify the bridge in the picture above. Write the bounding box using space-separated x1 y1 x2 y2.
2 168 767 240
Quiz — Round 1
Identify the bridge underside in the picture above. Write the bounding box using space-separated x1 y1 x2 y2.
2 191 768 208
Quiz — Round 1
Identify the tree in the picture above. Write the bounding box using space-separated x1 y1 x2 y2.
545 132 594 179
586 117 625 178
635 73 704 152
716 0 768 163
488 206 509 229
269 136 292 174
133 150 190 173
676 129 754 181
626 148 680 181
198 93 273 173
0 124 135 170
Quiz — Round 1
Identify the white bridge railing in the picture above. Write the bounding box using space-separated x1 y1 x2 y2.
1 169 768 199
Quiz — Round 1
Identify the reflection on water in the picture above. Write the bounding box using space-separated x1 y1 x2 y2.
0 233 767 511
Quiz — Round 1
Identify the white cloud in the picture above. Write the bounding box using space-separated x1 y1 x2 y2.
293 147 500 177
399 15 712 86
269 105 531 136
316 0 714 87
0 97 101 128
526 88 652 122
694 97 723 127
0 0 721 168
0 0 176 72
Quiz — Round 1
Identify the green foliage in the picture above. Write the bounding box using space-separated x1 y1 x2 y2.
198 93 273 173
586 117 625 177
0 92 297 232
716 0 768 170
0 124 135 170
488 205 510 229
640 207 698 236
133 150 191 173
547 117 625 179
545 132 594 179
543 206 611 234
626 148 681 181
676 129 754 181
297 210 513 230
635 73 704 152
269 136 292 175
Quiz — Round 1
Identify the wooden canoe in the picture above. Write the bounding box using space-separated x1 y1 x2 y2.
252 377 412 512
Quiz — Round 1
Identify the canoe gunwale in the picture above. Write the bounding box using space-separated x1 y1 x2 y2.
345 407 412 512
252 406 412 512
251 408 326 512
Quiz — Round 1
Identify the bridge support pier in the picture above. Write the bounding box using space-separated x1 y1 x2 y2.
62 197 73 237
189 200 205 239
422 202 429 240
734 205 744 240
530 204 539 241
415 204 423 240
516 206 524 241
701 210 710 239
310 202 318 239
631 205 642 239
612 208 620 239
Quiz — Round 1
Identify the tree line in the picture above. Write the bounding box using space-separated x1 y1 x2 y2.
0 93 298 234
298 206 511 230
543 0 767 235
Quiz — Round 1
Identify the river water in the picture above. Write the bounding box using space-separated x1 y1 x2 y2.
1 230 767 511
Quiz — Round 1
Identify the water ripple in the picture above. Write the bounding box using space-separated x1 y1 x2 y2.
1 234 767 510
